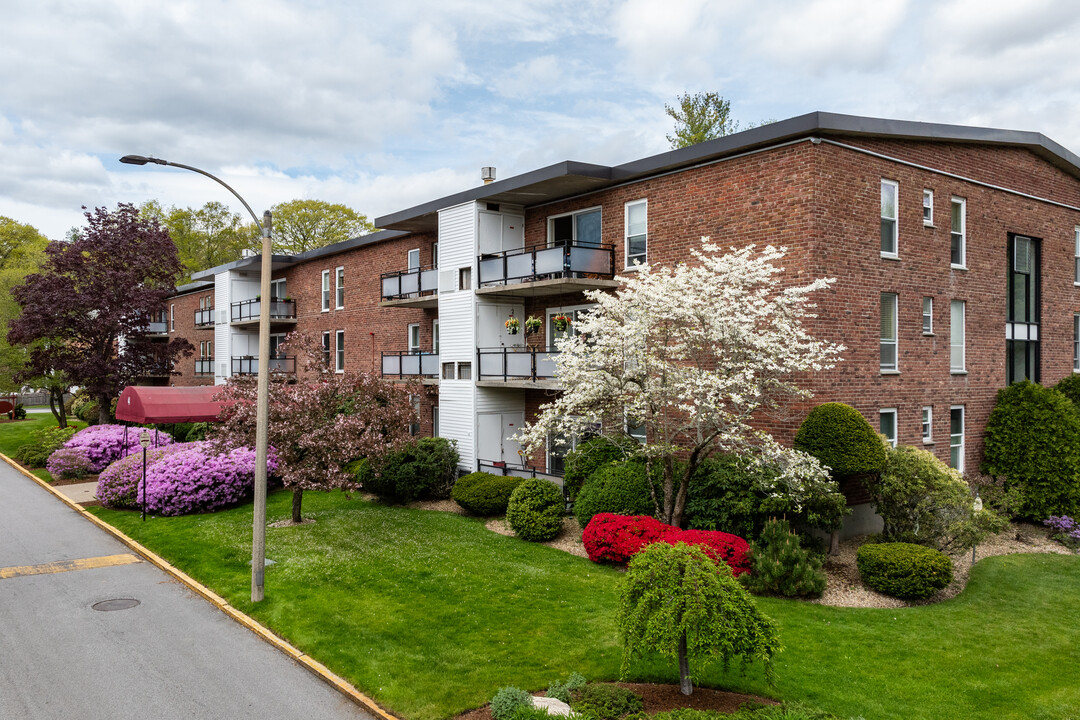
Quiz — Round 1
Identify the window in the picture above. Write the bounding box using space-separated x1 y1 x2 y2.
322 331 331 367
881 179 898 257
625 199 647 268
923 189 933 226
408 324 420 353
170 304 175 332
1075 228 1080 285
1075 315 1079 372
950 406 965 472
922 297 933 334
457 362 472 380
441 362 455 380
409 395 421 436
321 270 330 312
1007 234 1040 384
335 330 345 372
951 198 966 267
432 406 440 437
459 266 472 290
880 409 897 448
950 300 965 373
922 406 933 443
270 278 286 300
880 292 898 372
549 207 602 248
432 320 440 354
433 243 439 268
407 248 420 271
626 415 646 444
335 267 344 309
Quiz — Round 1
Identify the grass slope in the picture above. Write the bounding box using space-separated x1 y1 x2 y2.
88 490 1080 720
0 414 85 481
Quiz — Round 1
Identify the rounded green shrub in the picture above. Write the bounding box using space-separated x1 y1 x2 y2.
451 472 524 515
490 686 532 720
506 478 564 541
563 435 639 500
572 684 643 720
794 402 887 478
1054 374 1080 409
573 462 655 530
361 437 460 503
856 542 953 600
13 404 26 420
983 380 1080 519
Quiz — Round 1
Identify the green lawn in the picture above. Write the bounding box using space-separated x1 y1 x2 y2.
0 413 86 481
84 490 1080 720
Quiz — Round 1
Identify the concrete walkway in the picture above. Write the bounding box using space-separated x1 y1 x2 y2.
51 479 99 504
0 459 374 720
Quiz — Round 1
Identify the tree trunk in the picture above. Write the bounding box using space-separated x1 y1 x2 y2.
661 457 675 525
291 488 303 523
49 387 67 428
678 630 693 695
829 530 840 555
98 393 110 425
671 462 692 528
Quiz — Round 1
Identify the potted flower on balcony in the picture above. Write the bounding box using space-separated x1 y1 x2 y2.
524 315 542 335
552 314 571 332
505 314 520 335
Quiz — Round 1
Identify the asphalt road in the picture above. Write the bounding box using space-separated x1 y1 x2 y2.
0 459 373 720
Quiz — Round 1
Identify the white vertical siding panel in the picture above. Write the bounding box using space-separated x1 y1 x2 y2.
474 387 524 414
439 381 475 471
214 272 230 384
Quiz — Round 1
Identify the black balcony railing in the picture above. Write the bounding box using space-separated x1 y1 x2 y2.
194 308 215 327
194 358 214 377
477 347 559 381
381 265 438 301
477 459 569 510
477 242 614 288
380 351 439 378
231 355 296 375
230 298 297 323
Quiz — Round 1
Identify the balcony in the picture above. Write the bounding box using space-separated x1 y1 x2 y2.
194 358 214 377
230 298 297 327
379 265 438 308
477 459 567 507
194 307 215 328
231 355 296 376
476 242 619 297
381 351 439 382
476 347 560 389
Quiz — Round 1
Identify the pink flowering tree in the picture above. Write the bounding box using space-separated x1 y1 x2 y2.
515 238 845 528
211 332 417 523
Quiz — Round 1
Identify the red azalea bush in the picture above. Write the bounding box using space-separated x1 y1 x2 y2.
582 513 751 576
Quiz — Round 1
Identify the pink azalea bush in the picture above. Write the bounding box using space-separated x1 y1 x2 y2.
45 446 94 480
96 444 190 508
63 424 173 472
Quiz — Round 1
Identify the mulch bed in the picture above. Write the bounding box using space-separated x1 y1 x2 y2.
453 683 776 720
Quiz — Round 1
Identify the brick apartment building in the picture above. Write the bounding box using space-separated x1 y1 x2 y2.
160 111 1080 495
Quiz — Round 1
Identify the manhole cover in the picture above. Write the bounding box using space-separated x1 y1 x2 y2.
92 598 140 611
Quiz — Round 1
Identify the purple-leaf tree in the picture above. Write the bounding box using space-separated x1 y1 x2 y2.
8 204 193 423
210 332 418 523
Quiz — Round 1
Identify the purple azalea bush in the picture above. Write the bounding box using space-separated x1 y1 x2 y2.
96 444 190 509
64 424 173 472
45 446 94 480
1044 515 1080 550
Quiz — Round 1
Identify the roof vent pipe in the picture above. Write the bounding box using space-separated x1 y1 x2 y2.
481 167 496 184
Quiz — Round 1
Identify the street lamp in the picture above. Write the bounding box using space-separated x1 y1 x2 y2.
120 154 273 602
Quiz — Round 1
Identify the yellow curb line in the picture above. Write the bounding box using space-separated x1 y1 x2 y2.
2 452 398 720
0 553 142 579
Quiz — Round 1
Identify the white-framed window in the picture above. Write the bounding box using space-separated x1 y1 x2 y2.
432 406 440 436
335 266 344 309
335 330 345 373
881 292 898 372
441 362 455 380
951 197 966 268
951 300 966 373
1074 314 1079 372
170 304 175 332
922 296 934 334
950 406 965 472
459 266 472 291
625 199 647 268
322 331 331 367
546 303 597 349
880 408 897 448
1074 228 1079 285
408 324 420 353
407 248 420 271
881 179 898 257
548 206 602 248
432 319 440 354
457 361 472 380
922 406 933 443
270 278 286 300
923 189 934 226
321 270 331 312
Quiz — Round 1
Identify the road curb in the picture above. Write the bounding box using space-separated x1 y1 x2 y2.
1 453 399 720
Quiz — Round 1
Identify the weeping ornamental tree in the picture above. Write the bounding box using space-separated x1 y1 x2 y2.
210 333 417 523
516 238 845 528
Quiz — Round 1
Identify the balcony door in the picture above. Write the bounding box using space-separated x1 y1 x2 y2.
477 302 525 348
478 211 524 256
477 411 524 466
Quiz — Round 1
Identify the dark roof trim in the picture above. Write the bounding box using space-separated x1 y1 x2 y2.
290 229 410 262
173 279 215 296
190 253 297 280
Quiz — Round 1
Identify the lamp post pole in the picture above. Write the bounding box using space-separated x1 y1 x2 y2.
120 155 273 602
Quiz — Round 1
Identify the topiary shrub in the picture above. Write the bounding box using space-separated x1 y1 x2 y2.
582 513 751 576
563 435 640 500
45 446 94 480
856 542 953 600
490 686 533 720
63 424 172 472
451 472 524 515
362 437 460 503
506 478 564 541
793 402 888 479
741 518 825 598
982 380 1080 519
574 462 655 530
572 684 643 720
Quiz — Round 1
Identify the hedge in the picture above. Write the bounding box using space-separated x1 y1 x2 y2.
451 472 524 515
856 542 953 600
794 402 887 478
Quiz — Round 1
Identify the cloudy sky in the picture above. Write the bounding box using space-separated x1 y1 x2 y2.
3 0 1080 240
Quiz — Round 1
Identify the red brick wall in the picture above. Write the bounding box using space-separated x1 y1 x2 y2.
168 287 215 386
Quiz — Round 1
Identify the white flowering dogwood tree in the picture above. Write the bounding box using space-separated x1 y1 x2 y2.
515 238 845 527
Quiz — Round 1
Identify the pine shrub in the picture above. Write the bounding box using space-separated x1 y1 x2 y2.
982 380 1080 519
856 542 952 600
742 518 826 598
506 478 564 541
490 686 533 720
573 462 655 530
794 402 887 478
451 472 524 515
